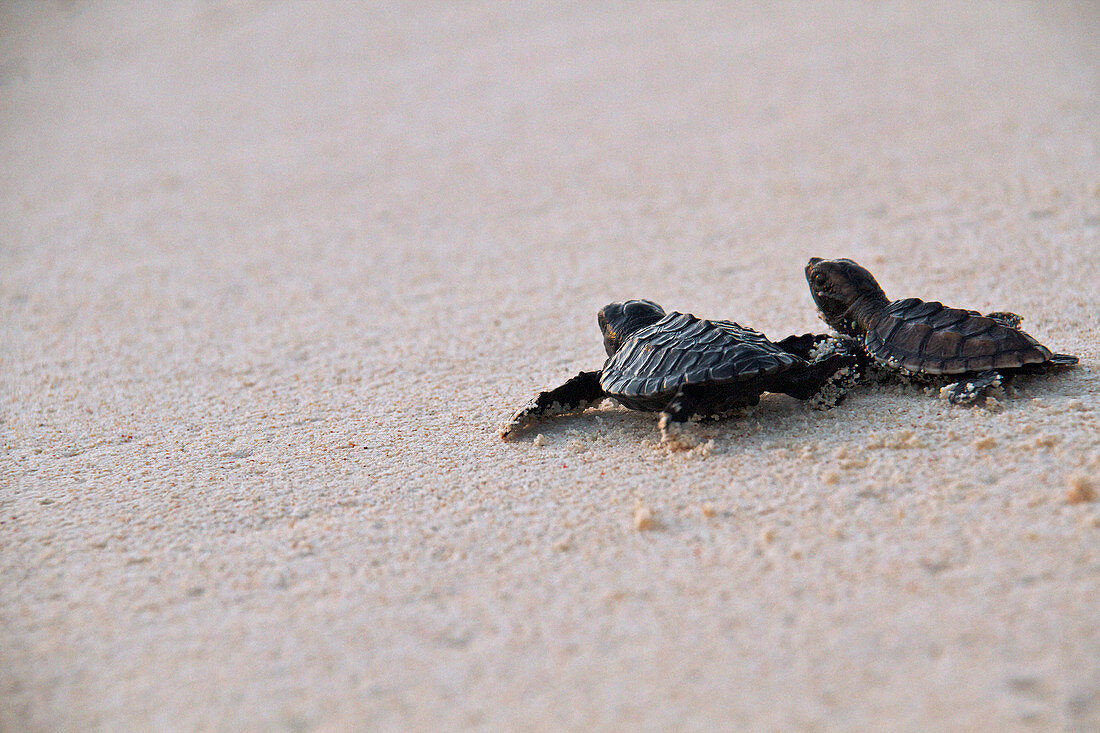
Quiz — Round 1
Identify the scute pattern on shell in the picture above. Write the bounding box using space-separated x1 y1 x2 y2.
599 313 799 397
866 298 1053 374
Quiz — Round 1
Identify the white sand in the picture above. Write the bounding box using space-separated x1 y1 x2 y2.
2 2 1099 730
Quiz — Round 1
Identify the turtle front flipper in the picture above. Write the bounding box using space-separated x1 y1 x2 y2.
943 370 1001 405
499 370 605 441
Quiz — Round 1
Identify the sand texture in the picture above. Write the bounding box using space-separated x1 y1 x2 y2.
2 2 1099 730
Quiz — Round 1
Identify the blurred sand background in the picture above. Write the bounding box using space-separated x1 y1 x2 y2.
2 1 1099 730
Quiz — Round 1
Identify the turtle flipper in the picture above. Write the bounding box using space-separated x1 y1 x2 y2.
500 370 605 440
779 353 859 407
1015 352 1079 374
944 370 1001 405
985 311 1023 329
774 333 828 360
658 385 706 447
777 333 869 373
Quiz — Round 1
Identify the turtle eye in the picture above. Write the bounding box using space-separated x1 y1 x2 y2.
812 272 828 287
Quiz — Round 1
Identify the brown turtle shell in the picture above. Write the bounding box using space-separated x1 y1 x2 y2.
865 298 1052 375
599 313 800 397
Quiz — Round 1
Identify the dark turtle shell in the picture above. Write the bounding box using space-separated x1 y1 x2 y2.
866 298 1053 375
599 312 800 397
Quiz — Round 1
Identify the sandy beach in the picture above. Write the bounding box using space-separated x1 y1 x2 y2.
2 2 1099 730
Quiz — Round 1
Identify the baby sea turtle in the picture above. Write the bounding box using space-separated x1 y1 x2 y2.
804 257 1078 404
500 300 858 442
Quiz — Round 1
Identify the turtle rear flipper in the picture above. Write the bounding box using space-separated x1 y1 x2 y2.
500 370 605 440
774 333 828 360
657 384 703 447
1048 353 1079 366
945 370 1001 405
777 352 859 406
1012 352 1079 375
985 311 1023 329
657 383 736 449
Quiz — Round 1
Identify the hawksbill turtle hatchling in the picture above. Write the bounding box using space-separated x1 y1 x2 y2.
804 257 1078 404
499 299 859 443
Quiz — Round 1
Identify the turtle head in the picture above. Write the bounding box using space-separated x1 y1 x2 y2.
598 300 665 356
805 258 889 336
